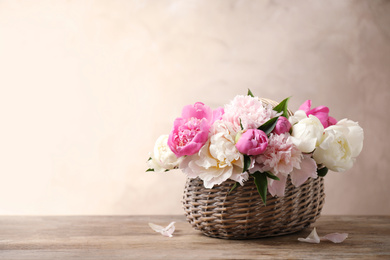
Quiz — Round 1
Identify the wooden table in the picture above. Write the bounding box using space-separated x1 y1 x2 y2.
0 215 388 259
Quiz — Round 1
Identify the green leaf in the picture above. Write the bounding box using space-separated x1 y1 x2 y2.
243 155 251 173
317 166 328 177
258 116 279 135
239 118 244 130
148 157 152 161
146 168 154 172
247 88 254 97
273 97 290 118
252 171 268 206
228 182 240 194
265 171 280 181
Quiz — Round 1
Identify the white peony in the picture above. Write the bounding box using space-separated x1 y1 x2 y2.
148 135 183 172
290 112 324 153
180 121 246 188
288 110 308 125
313 119 364 172
326 119 364 158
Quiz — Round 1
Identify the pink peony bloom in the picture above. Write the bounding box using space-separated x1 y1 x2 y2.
250 133 302 176
267 155 317 196
223 95 277 132
299 100 337 128
168 102 223 157
251 134 318 197
235 129 268 155
273 116 291 135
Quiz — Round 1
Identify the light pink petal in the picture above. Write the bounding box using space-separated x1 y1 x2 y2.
298 227 320 244
268 174 287 197
290 155 317 187
229 170 249 186
180 157 201 179
212 107 224 123
321 233 348 243
149 222 176 238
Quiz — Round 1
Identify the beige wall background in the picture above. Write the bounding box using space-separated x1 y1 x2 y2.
0 0 389 215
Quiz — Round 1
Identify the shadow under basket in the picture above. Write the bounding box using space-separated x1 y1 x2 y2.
182 176 325 239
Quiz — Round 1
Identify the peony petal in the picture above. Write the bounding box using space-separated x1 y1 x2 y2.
290 155 317 187
180 156 202 178
181 102 212 121
291 136 317 154
230 169 249 186
321 233 348 243
289 110 308 125
212 107 225 123
298 227 320 244
308 105 329 115
149 222 176 238
298 100 312 112
268 174 287 197
201 168 231 188
328 116 337 126
298 228 348 244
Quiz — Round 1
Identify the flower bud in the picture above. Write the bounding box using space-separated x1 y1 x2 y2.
235 129 268 155
273 116 291 135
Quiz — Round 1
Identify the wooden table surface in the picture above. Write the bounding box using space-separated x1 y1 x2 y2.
0 215 388 259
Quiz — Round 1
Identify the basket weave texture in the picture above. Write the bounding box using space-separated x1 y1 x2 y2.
181 98 325 239
183 176 325 239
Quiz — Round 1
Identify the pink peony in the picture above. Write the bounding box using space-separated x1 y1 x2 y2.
223 95 277 132
168 102 223 157
251 133 318 197
267 155 317 196
273 116 291 135
250 133 302 176
235 129 268 155
299 100 337 128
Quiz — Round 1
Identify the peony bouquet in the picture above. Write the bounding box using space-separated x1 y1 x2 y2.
147 90 364 205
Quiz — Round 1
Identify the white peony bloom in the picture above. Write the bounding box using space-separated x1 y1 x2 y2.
288 110 308 125
313 119 364 172
148 135 183 172
326 119 364 158
290 114 324 153
180 121 246 188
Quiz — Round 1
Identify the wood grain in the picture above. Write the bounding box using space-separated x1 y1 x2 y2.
0 215 388 259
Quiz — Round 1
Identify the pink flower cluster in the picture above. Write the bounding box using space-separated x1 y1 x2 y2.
149 92 363 202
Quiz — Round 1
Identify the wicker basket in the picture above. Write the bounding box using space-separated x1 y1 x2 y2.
183 176 325 239
182 98 325 239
